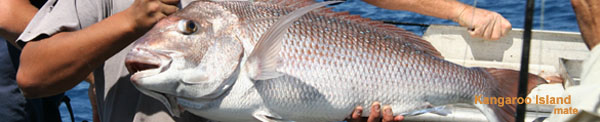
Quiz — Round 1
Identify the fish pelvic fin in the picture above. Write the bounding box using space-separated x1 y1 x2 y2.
244 1 341 80
253 110 292 122
473 68 547 122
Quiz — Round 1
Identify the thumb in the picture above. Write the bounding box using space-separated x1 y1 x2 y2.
500 17 512 37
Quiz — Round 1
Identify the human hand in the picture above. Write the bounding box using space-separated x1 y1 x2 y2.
124 0 179 32
571 0 600 49
453 7 512 40
346 102 404 122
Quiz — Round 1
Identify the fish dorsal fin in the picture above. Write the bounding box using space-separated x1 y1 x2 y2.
315 7 444 59
250 0 442 59
244 1 342 80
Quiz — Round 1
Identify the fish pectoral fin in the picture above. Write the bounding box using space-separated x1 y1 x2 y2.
243 1 341 81
427 106 452 116
252 111 291 122
403 105 452 116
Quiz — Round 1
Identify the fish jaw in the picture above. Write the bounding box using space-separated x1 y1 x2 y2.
125 47 186 116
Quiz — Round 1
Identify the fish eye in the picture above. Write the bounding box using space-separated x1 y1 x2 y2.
178 19 198 35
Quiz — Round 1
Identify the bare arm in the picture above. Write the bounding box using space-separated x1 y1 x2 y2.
363 0 467 20
363 0 512 40
572 0 600 49
0 0 38 47
17 0 179 98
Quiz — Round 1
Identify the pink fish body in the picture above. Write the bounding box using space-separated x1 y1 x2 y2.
125 1 545 122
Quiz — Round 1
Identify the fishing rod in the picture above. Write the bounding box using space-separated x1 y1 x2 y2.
516 0 535 121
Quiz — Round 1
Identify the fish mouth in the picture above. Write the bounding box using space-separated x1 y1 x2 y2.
125 48 173 82
126 60 160 73
125 58 162 84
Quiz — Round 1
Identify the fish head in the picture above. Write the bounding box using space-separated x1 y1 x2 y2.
125 1 243 115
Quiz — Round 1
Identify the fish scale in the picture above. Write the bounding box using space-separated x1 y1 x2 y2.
125 1 546 122
221 0 481 117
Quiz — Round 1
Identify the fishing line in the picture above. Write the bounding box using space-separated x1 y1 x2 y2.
532 0 546 119
541 0 545 30
471 0 478 31
537 0 546 78
538 0 546 71
462 0 478 66
540 0 547 76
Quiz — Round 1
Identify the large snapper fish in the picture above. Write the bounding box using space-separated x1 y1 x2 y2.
124 1 545 122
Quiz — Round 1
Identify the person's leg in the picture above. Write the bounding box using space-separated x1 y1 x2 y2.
572 0 600 49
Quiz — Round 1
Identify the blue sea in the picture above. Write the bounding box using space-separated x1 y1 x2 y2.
59 0 578 121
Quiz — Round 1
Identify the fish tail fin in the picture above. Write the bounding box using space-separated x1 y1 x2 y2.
473 68 547 122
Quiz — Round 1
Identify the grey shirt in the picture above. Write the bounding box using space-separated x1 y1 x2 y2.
17 0 205 121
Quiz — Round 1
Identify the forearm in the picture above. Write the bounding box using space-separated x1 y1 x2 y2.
365 0 511 40
17 11 142 98
0 0 38 46
363 0 468 20
572 0 600 49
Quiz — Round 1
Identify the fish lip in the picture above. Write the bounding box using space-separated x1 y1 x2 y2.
125 48 162 72
126 48 173 82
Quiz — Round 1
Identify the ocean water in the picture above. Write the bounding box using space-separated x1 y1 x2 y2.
59 82 91 122
59 0 578 121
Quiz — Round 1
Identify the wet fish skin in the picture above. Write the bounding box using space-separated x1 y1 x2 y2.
125 1 545 122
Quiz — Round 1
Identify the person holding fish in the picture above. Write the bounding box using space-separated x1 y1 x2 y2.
12 0 514 122
12 0 196 121
0 0 78 122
